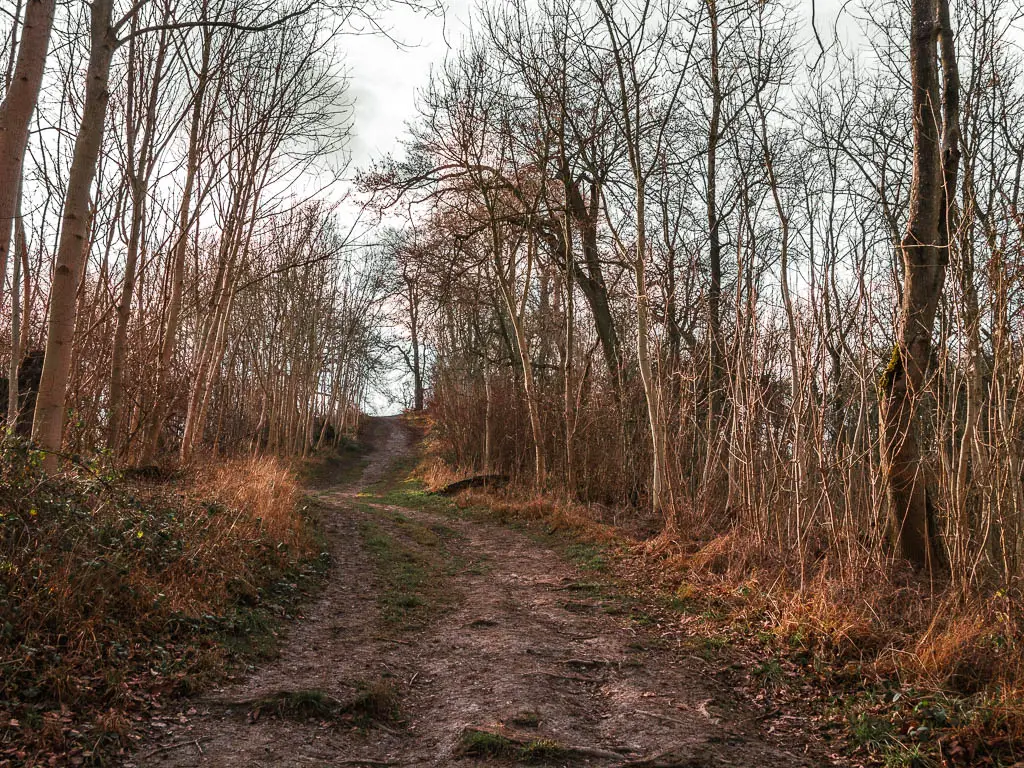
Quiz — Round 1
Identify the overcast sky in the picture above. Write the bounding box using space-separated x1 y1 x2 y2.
342 1 471 170
330 2 473 412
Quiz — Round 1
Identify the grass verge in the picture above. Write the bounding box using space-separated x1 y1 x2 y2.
0 435 332 767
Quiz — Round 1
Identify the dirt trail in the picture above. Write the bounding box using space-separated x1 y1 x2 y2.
129 417 830 767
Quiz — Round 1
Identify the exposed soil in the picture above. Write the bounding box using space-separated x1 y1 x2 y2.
127 417 833 767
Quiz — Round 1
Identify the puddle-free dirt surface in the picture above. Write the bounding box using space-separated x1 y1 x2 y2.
128 417 832 767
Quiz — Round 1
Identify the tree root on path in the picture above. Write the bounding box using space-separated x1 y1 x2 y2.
610 743 721 768
458 726 629 762
142 737 212 758
521 669 604 684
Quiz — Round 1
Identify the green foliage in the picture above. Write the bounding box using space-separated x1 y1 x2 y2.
849 712 897 753
754 659 784 688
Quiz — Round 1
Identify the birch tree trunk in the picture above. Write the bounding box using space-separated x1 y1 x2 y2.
32 0 116 468
598 0 673 514
0 0 56 307
632 193 668 514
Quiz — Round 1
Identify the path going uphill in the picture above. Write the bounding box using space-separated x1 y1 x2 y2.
130 416 828 768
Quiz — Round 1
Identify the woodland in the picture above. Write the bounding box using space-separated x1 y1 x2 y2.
1 0 1024 762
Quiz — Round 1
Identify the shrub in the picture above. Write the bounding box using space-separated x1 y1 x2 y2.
0 435 319 766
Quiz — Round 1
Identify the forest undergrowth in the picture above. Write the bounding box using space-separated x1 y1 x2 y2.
409 420 1024 768
0 435 332 767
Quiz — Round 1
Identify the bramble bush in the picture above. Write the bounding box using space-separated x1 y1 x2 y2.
0 434 323 766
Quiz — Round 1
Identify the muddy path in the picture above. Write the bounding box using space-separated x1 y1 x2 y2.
129 417 831 767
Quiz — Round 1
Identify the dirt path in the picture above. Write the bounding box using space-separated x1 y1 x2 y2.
129 417 830 767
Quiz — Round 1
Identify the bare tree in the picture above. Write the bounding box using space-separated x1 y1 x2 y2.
878 0 960 571
0 0 56 311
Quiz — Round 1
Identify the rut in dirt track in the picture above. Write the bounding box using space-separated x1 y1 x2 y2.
129 416 830 768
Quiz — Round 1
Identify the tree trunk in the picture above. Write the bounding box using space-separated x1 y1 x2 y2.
705 0 724 424
633 193 668 514
139 30 212 465
107 29 168 455
879 0 960 572
562 211 575 495
32 0 115 469
7 188 25 426
483 358 493 474
408 280 424 411
0 0 56 309
492 224 545 488
106 174 146 452
567 180 621 383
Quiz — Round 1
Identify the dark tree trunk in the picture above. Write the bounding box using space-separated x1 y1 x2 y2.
879 0 960 572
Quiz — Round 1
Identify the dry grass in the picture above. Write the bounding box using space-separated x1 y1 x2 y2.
194 455 308 560
0 439 323 766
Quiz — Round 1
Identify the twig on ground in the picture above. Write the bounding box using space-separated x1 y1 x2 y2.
374 636 412 645
142 736 212 758
635 709 690 727
522 670 603 683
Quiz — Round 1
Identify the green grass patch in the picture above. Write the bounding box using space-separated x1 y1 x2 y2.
301 437 370 489
849 711 898 753
365 484 457 515
458 728 569 763
459 729 520 759
345 679 402 723
252 689 339 719
564 542 609 572
247 679 400 725
357 517 456 629
754 659 784 688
